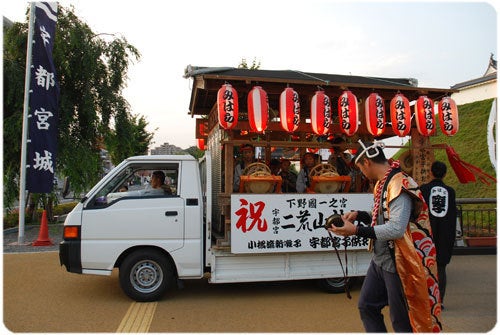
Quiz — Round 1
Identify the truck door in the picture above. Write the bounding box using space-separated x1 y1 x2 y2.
80 162 184 271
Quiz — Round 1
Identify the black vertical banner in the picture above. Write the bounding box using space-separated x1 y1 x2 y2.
27 2 59 193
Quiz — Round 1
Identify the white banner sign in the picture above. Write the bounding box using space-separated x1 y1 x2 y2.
231 193 373 254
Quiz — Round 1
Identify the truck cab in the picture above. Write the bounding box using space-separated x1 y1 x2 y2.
60 155 205 301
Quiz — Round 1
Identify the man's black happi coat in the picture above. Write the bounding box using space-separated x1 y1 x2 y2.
420 179 457 265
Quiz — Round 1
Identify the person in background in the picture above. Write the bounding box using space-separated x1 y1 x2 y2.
268 158 283 193
329 136 361 192
296 152 317 193
280 159 297 193
328 140 441 332
328 136 352 176
233 144 255 192
420 161 457 309
269 159 281 176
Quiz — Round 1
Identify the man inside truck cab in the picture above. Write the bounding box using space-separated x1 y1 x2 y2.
143 170 170 195
233 144 255 192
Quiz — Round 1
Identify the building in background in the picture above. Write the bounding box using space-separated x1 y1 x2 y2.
150 142 184 155
451 54 497 105
451 54 497 173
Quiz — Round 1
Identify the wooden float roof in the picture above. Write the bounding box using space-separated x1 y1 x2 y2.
184 66 456 118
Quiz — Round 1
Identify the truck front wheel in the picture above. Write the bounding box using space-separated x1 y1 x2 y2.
119 248 175 302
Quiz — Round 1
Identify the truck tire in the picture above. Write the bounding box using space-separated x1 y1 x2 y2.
317 277 354 294
119 248 175 302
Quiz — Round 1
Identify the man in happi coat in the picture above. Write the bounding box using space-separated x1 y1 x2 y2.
420 161 457 308
328 140 442 332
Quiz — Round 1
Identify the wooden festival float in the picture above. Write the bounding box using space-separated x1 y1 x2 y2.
184 66 459 245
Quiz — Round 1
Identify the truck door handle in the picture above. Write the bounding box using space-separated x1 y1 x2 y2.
165 211 178 216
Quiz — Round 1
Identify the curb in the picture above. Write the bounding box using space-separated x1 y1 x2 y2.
453 246 496 255
3 225 36 235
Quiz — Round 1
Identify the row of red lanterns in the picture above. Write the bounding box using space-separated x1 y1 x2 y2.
217 84 459 137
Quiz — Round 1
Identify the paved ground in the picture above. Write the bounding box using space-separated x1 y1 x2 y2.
2 235 497 333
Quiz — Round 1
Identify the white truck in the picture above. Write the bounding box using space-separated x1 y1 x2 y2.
59 152 373 301
59 66 452 302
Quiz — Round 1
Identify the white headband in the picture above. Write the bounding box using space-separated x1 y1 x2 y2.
354 140 386 164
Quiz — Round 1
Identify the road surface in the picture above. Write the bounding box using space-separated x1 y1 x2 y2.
3 252 496 332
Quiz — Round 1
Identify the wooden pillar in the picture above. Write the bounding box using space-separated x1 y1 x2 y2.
224 142 234 194
410 128 434 185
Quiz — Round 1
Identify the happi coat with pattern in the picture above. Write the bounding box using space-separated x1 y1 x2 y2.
378 172 442 332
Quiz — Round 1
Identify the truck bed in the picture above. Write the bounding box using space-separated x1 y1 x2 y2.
208 248 371 284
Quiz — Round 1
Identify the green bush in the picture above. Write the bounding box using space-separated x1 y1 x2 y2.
3 202 78 229
52 202 79 216
3 211 20 229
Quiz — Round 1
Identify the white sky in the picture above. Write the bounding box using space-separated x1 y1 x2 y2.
2 0 498 150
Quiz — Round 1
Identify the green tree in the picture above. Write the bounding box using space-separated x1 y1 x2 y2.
3 5 153 208
105 106 155 165
3 20 30 209
185 146 205 159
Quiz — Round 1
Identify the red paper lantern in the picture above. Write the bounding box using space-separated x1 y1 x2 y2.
365 93 386 136
198 121 207 138
217 83 238 129
202 122 207 136
438 97 459 136
247 86 268 132
390 93 411 137
197 138 206 150
338 90 359 136
280 87 300 132
197 121 207 150
310 90 331 135
415 95 436 136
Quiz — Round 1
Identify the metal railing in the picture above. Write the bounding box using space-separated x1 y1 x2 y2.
456 198 497 238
